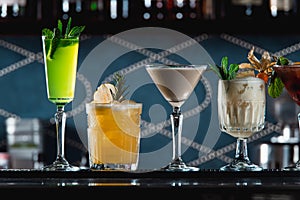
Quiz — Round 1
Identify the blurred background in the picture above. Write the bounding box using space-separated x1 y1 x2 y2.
0 0 300 170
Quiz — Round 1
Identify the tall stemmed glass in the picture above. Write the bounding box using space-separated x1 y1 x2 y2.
41 36 80 171
146 64 207 171
273 64 300 171
218 77 266 171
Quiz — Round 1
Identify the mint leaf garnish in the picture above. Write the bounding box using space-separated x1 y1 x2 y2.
42 28 53 39
209 56 239 80
65 17 71 38
209 63 222 79
268 72 284 98
57 20 63 37
268 56 289 98
42 17 85 59
68 26 86 38
48 28 61 59
277 56 289 65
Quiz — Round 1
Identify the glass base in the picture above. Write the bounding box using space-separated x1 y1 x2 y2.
220 160 263 172
161 158 199 172
42 156 80 171
90 163 138 171
283 162 300 171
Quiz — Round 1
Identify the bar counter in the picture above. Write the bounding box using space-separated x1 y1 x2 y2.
0 169 300 198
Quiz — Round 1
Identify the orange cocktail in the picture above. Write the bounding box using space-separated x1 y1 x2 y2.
86 102 142 170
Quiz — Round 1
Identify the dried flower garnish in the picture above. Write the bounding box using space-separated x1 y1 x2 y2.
210 47 289 98
240 46 288 98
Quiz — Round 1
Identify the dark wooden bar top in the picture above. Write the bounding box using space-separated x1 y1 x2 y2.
0 168 300 198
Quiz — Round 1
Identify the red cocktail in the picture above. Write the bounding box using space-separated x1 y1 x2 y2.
273 65 300 106
273 64 300 170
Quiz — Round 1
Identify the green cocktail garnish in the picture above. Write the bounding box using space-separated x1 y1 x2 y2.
42 17 85 59
209 56 239 80
268 56 288 98
268 72 284 98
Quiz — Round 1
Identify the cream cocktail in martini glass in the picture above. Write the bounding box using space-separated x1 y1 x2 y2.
146 64 207 171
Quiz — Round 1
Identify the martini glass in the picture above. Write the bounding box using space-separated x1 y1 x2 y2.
273 64 300 171
218 77 266 171
146 64 207 171
41 36 80 171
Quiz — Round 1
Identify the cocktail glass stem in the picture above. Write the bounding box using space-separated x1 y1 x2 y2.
43 105 78 171
55 105 67 164
296 112 300 168
170 106 184 166
162 106 198 171
235 138 250 163
285 112 300 170
220 137 262 171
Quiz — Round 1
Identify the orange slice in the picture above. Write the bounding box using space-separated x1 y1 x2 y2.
93 83 116 103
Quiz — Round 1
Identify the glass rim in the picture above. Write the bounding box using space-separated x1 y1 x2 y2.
145 63 207 69
273 64 300 67
218 76 265 83
41 35 79 40
86 102 142 108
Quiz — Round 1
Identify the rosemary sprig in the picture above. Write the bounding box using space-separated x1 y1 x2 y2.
111 72 129 102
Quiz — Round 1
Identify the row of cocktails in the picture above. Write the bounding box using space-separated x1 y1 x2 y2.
40 18 300 172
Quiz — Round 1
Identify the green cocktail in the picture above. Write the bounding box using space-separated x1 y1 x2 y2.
41 18 84 171
43 37 79 105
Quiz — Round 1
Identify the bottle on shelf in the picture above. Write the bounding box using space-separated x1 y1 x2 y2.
0 0 28 19
202 0 216 20
269 0 297 18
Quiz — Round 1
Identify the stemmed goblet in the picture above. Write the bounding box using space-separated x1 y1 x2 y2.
273 64 300 171
218 77 266 171
41 19 84 171
146 64 207 171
